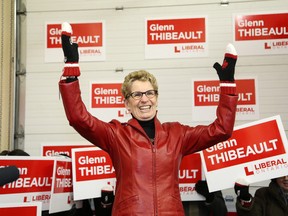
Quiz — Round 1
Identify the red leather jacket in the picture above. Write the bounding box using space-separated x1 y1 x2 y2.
59 80 237 216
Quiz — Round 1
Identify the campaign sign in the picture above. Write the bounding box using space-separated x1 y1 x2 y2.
49 158 73 214
179 153 204 201
41 142 94 157
71 147 116 200
200 115 288 192
89 82 131 123
0 157 54 211
45 21 105 62
0 202 42 216
192 78 259 121
233 12 288 55
145 17 208 59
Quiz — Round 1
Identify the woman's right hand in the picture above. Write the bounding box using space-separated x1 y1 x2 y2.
61 22 80 77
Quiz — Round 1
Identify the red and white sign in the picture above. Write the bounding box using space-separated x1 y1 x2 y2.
233 12 288 55
45 21 105 62
192 78 259 121
89 82 131 123
0 202 42 216
179 153 205 201
41 142 94 157
49 158 73 214
145 17 208 59
200 115 288 192
71 147 116 200
0 157 55 211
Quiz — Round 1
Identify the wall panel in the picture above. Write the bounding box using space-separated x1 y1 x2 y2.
24 0 288 158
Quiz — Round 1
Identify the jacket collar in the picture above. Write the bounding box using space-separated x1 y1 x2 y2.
126 114 167 142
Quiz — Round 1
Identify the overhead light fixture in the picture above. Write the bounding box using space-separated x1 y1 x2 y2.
220 0 229 6
115 6 124 11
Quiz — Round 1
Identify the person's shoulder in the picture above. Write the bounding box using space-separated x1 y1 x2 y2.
110 119 122 124
106 119 125 128
162 120 187 126
255 186 269 197
162 121 183 129
110 118 142 129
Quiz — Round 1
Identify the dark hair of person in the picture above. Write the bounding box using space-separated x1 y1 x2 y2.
0 150 10 155
0 149 30 156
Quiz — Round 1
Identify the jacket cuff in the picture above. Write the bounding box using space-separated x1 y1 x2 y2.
240 197 252 208
220 82 236 95
62 63 80 77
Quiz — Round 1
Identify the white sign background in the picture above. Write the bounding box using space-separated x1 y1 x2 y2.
200 115 288 192
71 147 116 201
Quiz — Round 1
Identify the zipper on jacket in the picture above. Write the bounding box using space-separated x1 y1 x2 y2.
152 144 158 216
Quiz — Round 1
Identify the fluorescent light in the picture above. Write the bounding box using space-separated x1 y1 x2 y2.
220 0 229 6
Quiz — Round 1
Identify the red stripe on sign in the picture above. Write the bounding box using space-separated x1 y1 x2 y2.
147 18 206 44
235 13 288 41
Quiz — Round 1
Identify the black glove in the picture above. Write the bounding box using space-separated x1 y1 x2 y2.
61 22 80 77
101 185 114 208
234 178 251 201
61 35 79 63
195 180 215 203
213 43 237 82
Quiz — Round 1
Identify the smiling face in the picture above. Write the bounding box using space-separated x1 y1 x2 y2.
276 176 288 192
125 80 158 121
